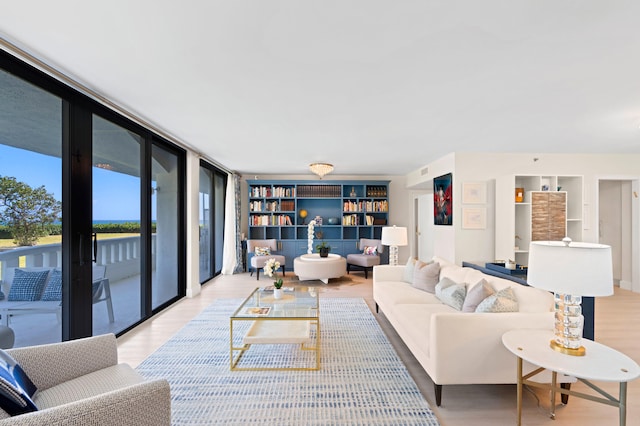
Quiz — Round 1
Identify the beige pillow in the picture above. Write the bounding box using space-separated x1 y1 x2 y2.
412 260 440 293
475 287 519 313
462 279 495 312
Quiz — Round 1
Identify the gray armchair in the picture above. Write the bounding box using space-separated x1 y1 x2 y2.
247 239 286 280
0 334 170 425
346 238 384 279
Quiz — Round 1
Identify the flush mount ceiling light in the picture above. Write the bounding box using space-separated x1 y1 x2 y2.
309 163 334 179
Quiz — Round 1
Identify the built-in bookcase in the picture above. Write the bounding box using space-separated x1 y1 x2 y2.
248 180 389 269
495 174 583 267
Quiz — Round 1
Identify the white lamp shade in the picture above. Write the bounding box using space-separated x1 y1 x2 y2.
381 226 408 246
527 240 614 297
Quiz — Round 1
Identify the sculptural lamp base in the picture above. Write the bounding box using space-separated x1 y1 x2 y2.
389 245 399 266
551 292 586 356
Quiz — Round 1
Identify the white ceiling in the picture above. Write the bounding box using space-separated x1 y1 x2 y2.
1 1 639 177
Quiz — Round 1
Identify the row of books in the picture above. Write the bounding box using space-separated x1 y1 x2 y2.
297 185 341 198
366 186 388 197
342 214 380 226
343 200 389 212
249 200 296 212
250 186 295 198
250 215 293 226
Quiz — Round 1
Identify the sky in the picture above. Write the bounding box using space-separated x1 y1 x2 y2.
0 144 145 221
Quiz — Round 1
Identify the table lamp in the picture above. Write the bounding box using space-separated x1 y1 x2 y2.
527 238 613 356
381 226 408 266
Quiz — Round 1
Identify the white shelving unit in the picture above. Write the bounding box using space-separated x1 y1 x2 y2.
495 174 583 267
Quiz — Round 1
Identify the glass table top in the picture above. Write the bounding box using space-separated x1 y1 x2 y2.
231 286 319 319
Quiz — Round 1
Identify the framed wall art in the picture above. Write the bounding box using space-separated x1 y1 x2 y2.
462 207 487 229
462 182 487 204
433 173 452 225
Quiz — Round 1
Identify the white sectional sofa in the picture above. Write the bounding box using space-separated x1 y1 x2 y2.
373 256 568 406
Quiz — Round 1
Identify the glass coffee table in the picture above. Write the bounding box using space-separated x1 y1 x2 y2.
230 286 320 371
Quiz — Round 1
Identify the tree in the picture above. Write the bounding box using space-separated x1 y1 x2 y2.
0 176 61 246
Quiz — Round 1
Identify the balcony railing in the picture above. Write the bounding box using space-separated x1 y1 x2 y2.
0 235 155 282
0 236 157 348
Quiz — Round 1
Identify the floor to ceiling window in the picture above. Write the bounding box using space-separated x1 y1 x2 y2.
0 68 63 346
151 142 183 309
92 114 143 335
0 49 186 347
199 160 227 283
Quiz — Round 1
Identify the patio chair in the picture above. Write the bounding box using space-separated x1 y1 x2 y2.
92 265 114 323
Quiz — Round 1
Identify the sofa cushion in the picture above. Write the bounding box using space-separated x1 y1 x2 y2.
462 279 495 312
363 246 378 256
0 350 37 415
41 269 63 302
476 287 519 313
412 261 440 293
254 247 271 256
392 303 456 359
33 364 143 409
435 278 467 311
8 269 50 302
375 281 441 306
402 257 418 283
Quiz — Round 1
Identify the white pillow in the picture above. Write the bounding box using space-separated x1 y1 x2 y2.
402 257 419 284
475 287 518 313
435 277 467 310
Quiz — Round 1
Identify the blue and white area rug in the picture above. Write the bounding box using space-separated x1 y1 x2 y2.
136 297 440 425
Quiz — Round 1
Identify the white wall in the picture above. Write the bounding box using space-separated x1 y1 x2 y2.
407 153 640 267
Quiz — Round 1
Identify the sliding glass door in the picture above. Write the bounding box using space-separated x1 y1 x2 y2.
92 115 143 335
199 161 226 283
1 50 186 347
151 142 182 309
0 68 63 346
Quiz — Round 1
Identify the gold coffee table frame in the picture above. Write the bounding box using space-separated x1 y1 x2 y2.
230 287 320 371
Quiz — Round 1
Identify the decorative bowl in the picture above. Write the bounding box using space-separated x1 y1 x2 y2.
327 217 339 225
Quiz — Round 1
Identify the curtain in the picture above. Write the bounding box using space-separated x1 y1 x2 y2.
221 172 239 274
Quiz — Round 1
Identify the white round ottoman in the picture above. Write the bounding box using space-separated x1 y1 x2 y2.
294 253 347 284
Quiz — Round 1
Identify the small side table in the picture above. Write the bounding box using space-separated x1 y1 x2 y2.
502 329 640 426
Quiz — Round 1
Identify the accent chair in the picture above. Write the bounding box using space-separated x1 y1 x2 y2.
346 238 384 279
246 239 286 280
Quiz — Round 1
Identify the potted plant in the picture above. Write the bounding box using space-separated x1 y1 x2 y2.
264 258 284 298
316 241 331 258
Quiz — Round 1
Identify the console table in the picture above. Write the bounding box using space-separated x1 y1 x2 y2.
502 329 640 426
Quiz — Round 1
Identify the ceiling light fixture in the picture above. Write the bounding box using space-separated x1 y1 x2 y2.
309 163 334 179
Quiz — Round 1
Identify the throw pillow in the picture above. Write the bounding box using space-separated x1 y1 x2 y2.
8 269 50 302
475 287 519 313
41 269 63 301
363 246 378 256
462 279 495 313
0 350 38 415
254 247 271 256
402 257 418 283
435 277 467 310
412 260 440 293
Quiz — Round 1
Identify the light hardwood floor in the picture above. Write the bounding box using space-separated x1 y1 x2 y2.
118 272 640 426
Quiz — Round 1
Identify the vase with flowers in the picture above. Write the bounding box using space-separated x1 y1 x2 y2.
264 258 284 298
